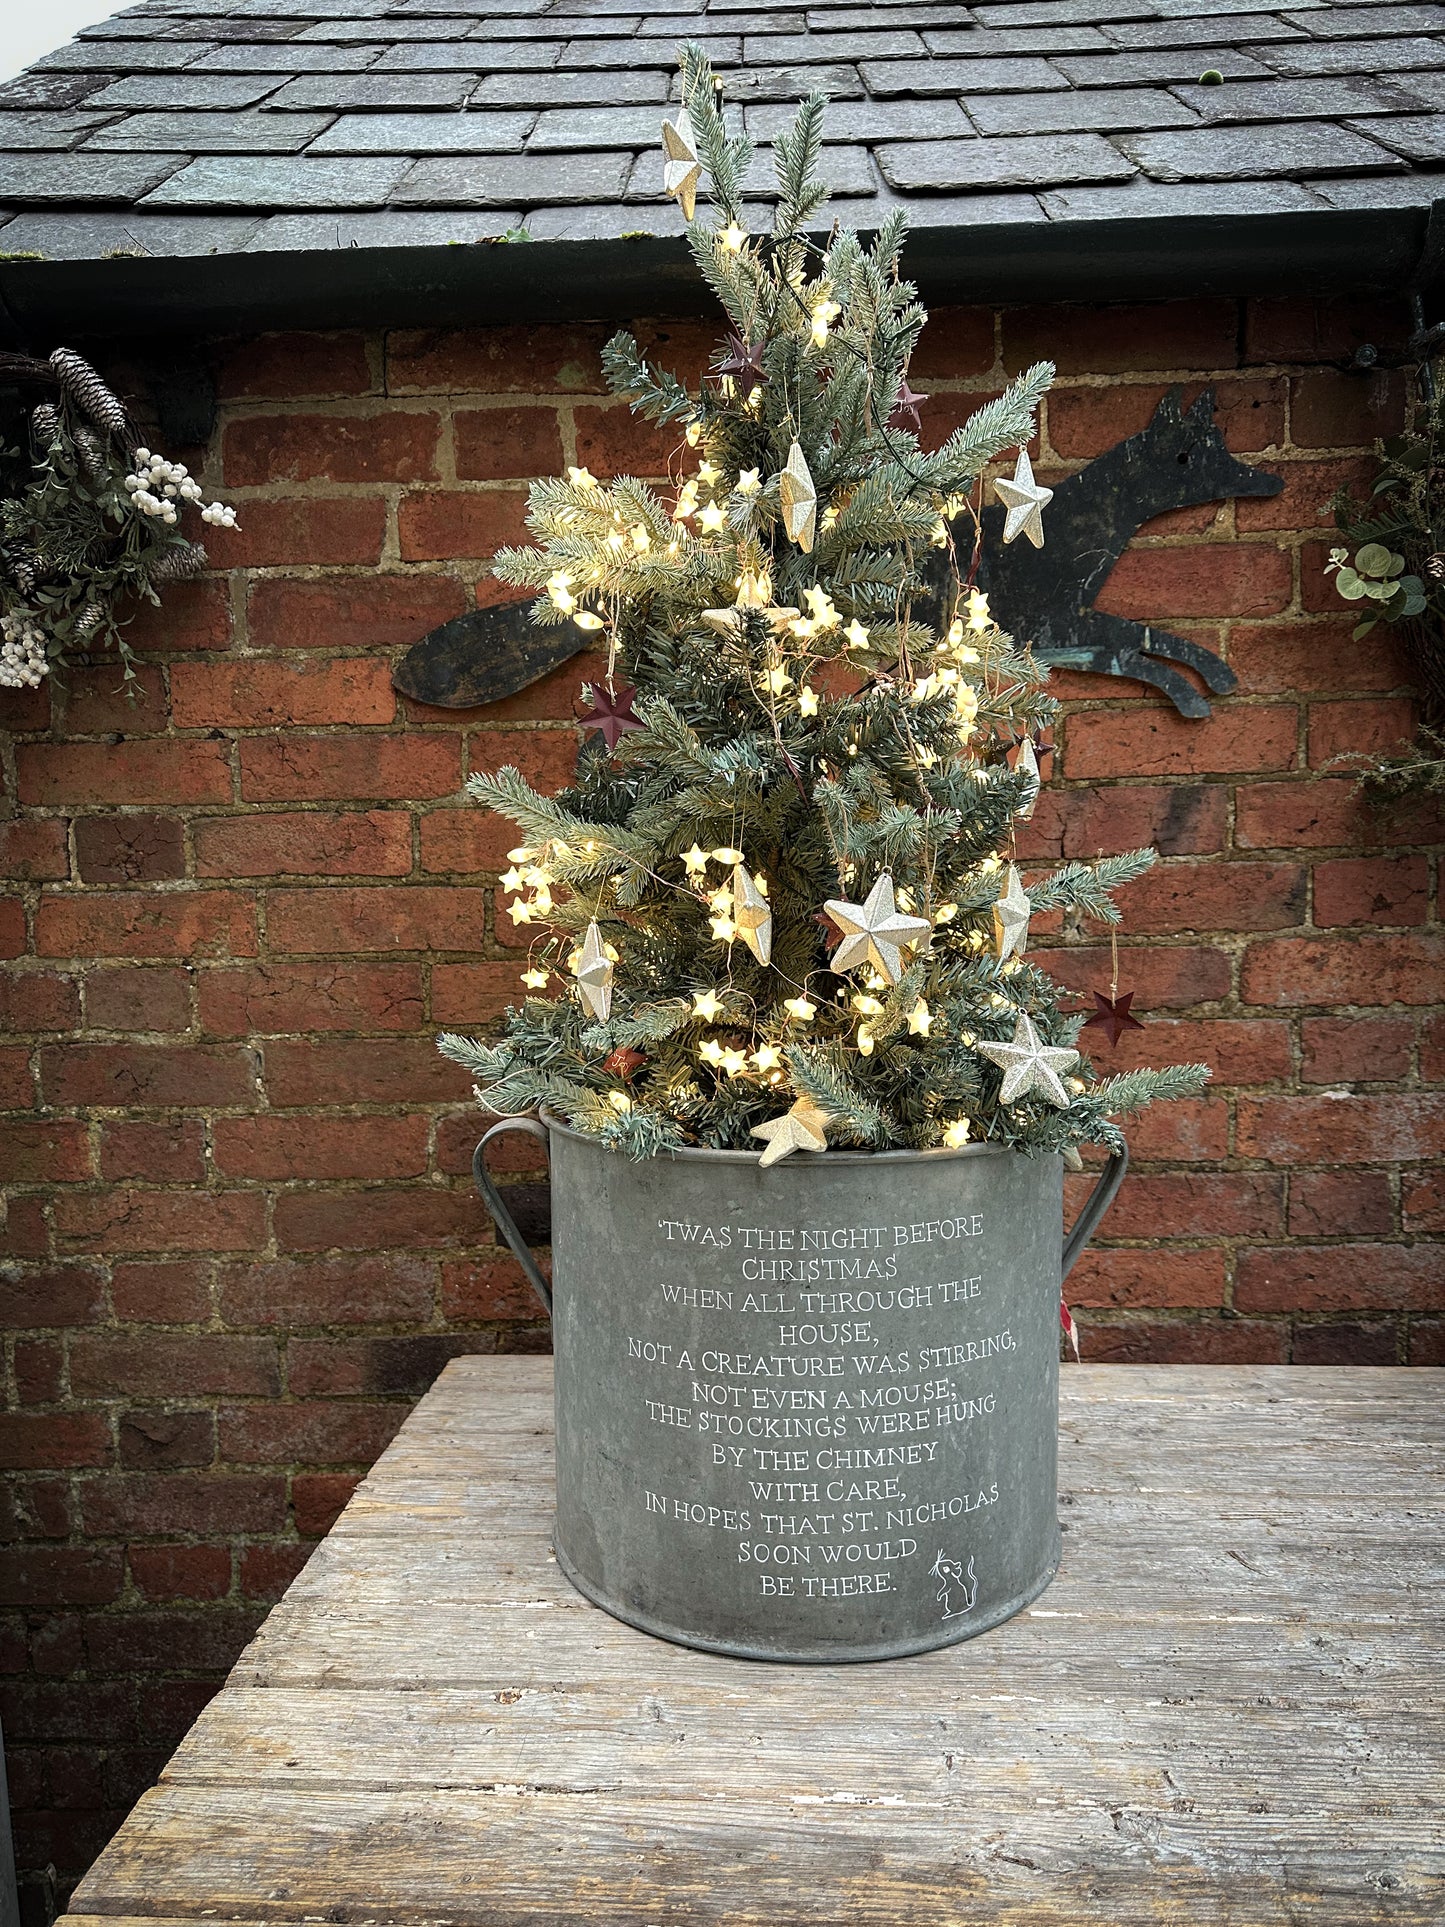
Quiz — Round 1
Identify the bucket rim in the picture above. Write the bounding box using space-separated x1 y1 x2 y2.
537 1105 1028 1167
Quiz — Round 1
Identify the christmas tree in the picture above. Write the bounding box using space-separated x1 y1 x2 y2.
440 48 1208 1166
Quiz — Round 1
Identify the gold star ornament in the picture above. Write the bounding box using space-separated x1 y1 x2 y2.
825 872 931 986
572 919 614 1022
993 863 1032 962
976 1012 1079 1109
660 108 701 220
994 447 1052 548
732 862 773 967
752 1097 833 1169
778 439 817 552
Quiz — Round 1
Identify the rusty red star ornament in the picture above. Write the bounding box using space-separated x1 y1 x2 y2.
602 1046 646 1080
1082 990 1144 1048
888 379 928 433
715 331 767 399
578 681 642 752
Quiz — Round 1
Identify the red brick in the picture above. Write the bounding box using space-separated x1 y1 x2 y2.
1095 545 1292 622
1242 932 1445 1007
84 1607 264 1675
1403 1170 1444 1236
899 304 996 382
173 658 396 730
1235 456 1372 534
0 1119 93 1183
0 1263 104 1329
71 1333 278 1399
2 1478 72 1540
293 1473 361 1537
273 1185 490 1252
1226 617 1413 696
1291 1319 1400 1366
1301 1015 1413 1084
435 1110 544 1177
266 884 492 955
1038 942 1232 1010
74 814 185 885
99 1119 207 1183
1063 702 1295 779
240 732 460 802
397 489 529 562
920 389 1035 459
195 809 412 879
128 1545 231 1602
0 1414 111 1472
41 1042 256 1109
1047 377 1284 460
431 960 529 1024
1307 697 1416 768
633 316 737 388
119 1409 214 1470
1233 777 1370 850
0 1194 46 1256
0 819 68 880
84 966 191 1033
1236 1243 1442 1313
1244 295 1407 367
571 403 678 479
224 410 439 486
470 728 578 796
1093 1017 1291 1086
218 1401 404 1466
111 1260 211 1325
207 497 387 569
0 895 23 958
1120 1095 1230 1162
14 1341 63 1403
218 1253 437 1327
454 405 565 481
124 576 233 654
1290 1171 1393 1239
55 1190 266 1258
418 807 520 874
217 331 374 400
1301 536 1355 615
17 740 231 807
439 1254 559 1321
1408 1315 1445 1362
200 960 423 1036
1117 859 1305 933
214 1113 428 1180
37 891 256 962
1313 854 1429 928
262 1038 469 1106
0 1677 134 1741
1063 1246 1226 1309
60 662 168 737
1077 1318 1288 1364
1421 1013 1445 1082
239 1543 312 1600
246 573 468 651
0 970 80 1033
0 1548 121 1607
1006 299 1238 376
1289 368 1407 448
385 323 606 394
1237 1092 1445 1164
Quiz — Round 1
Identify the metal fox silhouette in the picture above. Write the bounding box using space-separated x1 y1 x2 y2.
925 387 1284 718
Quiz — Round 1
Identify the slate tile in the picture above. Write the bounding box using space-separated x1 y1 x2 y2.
0 71 115 110
460 16 644 36
0 209 265 257
1104 17 1307 46
745 98 971 140
647 10 795 26
1311 169 1445 204
270 73 477 107
862 57 1067 95
472 69 668 104
968 88 1199 134
1258 34 1445 74
0 111 119 149
739 142 877 195
371 42 554 71
142 155 412 207
309 110 535 152
86 72 281 108
1120 119 1407 179
1041 176 1322 216
32 39 223 72
394 149 633 204
165 20 312 44
743 30 925 61
191 45 387 72
716 64 864 100
877 131 1136 190
521 199 686 237
1345 111 1445 158
864 186 1048 224
245 209 528 248
565 35 743 65
528 104 672 149
84 110 337 151
1389 68 1445 105
922 26 1113 51
973 0 1159 22
1282 5 1445 33
227 0 397 14
1053 49 1273 85
296 19 482 39
0 152 188 205
806 4 975 24
1173 74 1426 118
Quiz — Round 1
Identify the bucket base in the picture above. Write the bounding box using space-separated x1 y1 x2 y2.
554 1528 1063 1665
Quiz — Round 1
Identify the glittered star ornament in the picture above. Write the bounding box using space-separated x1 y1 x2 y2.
752 1097 833 1169
994 447 1052 548
992 863 1032 962
1083 990 1145 1049
824 872 931 986
660 108 700 220
579 681 642 752
716 331 767 399
778 439 817 553
732 862 773 967
888 379 928 432
976 1012 1079 1109
1012 735 1041 821
573 920 614 1022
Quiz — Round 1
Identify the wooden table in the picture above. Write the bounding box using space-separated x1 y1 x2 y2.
66 1360 1444 1925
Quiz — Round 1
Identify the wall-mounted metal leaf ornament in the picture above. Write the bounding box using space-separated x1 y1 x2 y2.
391 597 589 709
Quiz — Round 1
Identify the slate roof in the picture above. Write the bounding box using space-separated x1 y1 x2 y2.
0 0 1441 328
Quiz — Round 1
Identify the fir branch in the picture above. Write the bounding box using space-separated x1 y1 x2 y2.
1027 849 1156 922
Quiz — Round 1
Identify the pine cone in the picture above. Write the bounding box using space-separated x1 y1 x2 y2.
149 542 208 583
72 603 105 643
49 347 129 438
11 558 36 595
73 426 108 483
31 402 59 444
1425 553 1445 583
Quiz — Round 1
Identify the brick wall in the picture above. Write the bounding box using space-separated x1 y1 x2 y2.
2 292 1442 1912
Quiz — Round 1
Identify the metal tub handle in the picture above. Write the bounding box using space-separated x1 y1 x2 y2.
1061 1142 1129 1282
472 1117 553 1317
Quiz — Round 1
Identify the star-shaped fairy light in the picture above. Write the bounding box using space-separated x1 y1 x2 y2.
752 1096 833 1169
573 920 614 1022
1083 990 1144 1049
994 447 1052 548
992 863 1031 962
716 331 767 399
579 681 642 752
661 108 701 219
1012 735 1041 821
732 862 773 967
976 1012 1079 1109
888 379 928 432
824 872 931 986
778 439 817 552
